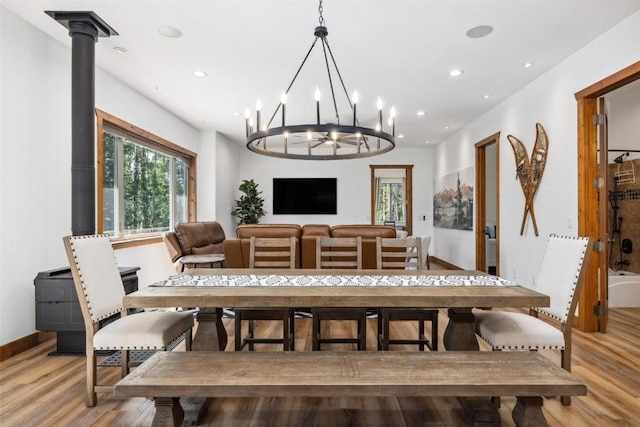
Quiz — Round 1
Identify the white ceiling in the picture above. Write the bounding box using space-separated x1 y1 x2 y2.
3 0 640 149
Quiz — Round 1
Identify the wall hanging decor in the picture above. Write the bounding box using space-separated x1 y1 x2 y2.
508 123 548 236
433 167 474 231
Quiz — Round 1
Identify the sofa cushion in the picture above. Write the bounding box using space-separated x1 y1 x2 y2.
330 225 396 239
236 224 302 239
301 224 331 236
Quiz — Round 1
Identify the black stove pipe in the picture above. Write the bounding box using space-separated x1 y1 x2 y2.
46 11 117 236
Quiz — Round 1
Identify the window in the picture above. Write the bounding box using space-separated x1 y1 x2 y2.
375 178 406 225
370 165 413 235
96 110 196 242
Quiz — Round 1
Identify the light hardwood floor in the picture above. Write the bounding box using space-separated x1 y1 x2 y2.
1 307 638 426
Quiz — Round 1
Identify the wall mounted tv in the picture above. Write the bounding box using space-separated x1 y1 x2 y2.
273 178 337 215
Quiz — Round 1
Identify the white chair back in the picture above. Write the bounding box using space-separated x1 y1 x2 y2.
534 235 591 323
64 235 125 324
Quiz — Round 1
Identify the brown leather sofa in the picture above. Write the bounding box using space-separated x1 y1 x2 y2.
223 224 303 268
224 223 396 269
163 221 226 272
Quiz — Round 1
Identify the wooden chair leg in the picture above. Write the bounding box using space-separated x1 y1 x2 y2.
418 320 426 351
561 347 571 405
248 320 255 351
121 349 129 377
431 313 438 351
377 310 383 350
382 311 391 351
289 310 295 351
358 314 366 351
86 346 97 407
282 313 290 351
234 313 243 351
312 313 320 351
185 328 193 351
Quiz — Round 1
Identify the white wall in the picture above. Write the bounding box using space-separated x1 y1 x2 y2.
235 147 435 238
434 10 640 286
0 7 205 345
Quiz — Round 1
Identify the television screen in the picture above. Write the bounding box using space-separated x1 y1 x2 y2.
273 178 337 215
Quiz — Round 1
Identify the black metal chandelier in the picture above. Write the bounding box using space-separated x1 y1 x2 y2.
244 0 396 160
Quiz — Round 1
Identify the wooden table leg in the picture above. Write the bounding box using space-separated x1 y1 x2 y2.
151 397 183 427
443 308 479 351
181 307 227 425
512 396 547 427
446 308 500 426
192 307 227 351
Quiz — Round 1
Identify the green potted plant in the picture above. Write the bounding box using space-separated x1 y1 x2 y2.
232 179 266 224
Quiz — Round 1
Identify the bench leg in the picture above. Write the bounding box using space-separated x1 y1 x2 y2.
152 397 183 427
512 396 547 427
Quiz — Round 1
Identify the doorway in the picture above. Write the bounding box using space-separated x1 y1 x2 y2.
475 133 500 275
575 60 640 332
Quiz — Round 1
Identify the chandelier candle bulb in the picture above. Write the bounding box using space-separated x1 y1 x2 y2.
256 99 262 132
245 108 251 137
280 92 287 127
315 87 321 124
284 132 288 154
390 106 396 137
352 91 359 126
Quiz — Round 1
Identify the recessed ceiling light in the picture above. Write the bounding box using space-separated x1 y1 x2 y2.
523 61 535 68
113 46 128 54
398 134 404 138
449 69 464 77
443 125 450 130
424 140 430 145
466 25 494 39
193 70 207 77
482 94 491 99
417 111 426 116
158 25 183 38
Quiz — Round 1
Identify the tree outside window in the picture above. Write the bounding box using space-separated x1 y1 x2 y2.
96 109 196 241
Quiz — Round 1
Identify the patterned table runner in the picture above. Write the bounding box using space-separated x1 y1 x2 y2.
151 274 518 288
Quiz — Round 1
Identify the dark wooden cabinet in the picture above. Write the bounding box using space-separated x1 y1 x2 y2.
34 266 139 354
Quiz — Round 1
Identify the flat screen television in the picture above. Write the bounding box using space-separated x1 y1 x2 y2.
273 178 337 215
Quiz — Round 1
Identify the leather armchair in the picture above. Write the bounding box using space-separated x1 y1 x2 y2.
162 221 226 272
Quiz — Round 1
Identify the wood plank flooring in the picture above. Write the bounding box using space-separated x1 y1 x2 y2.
1 308 638 426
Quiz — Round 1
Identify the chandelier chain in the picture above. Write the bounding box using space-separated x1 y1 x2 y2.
318 0 324 26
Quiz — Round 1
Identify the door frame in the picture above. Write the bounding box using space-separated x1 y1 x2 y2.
475 132 500 275
575 60 640 332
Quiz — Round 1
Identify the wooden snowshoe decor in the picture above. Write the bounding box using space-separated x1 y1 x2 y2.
508 123 548 236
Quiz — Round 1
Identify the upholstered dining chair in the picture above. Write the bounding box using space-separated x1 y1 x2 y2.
63 234 194 407
312 236 367 351
474 234 592 406
376 236 439 351
235 236 296 351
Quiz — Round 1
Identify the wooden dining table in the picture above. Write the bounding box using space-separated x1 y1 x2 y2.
122 268 550 425
123 268 549 352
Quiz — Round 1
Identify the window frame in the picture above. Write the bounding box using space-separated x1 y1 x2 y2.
96 109 197 248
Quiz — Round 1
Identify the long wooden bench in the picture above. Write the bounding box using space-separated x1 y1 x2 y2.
114 351 586 427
